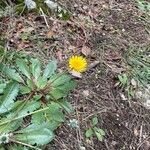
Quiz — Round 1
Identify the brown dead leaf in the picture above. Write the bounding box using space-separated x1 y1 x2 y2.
46 30 55 38
81 46 91 56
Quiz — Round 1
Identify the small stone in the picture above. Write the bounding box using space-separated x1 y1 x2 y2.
83 90 90 97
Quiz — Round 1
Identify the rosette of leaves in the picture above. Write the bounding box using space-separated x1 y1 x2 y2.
0 57 76 149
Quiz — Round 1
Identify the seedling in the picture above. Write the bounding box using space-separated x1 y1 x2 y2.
85 116 105 141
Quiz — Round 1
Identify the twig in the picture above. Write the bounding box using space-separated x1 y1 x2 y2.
139 122 143 143
0 106 50 127
10 139 42 150
39 7 50 28
104 139 111 150
137 136 150 150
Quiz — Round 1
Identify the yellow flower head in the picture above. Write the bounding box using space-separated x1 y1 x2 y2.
69 56 87 72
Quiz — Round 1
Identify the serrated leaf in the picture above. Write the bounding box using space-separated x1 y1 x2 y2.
50 80 76 100
9 101 41 118
0 118 23 133
57 80 76 92
26 79 34 89
16 59 31 79
85 128 94 138
0 82 19 113
43 59 57 79
51 74 71 87
8 144 29 150
32 113 60 131
30 58 41 80
14 124 54 146
0 64 23 82
20 85 31 94
46 102 64 122
0 83 6 94
32 112 45 125
58 99 74 113
36 76 47 89
49 88 67 100
92 117 98 126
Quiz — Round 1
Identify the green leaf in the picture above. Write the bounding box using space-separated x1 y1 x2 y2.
46 102 64 122
0 83 6 94
14 124 54 146
97 128 105 136
49 88 67 100
32 113 60 131
0 82 19 113
118 74 128 85
95 131 104 141
0 64 23 82
43 59 57 79
8 144 29 150
85 128 94 138
57 80 76 92
20 85 31 94
30 58 41 80
58 99 74 113
0 146 5 150
32 112 45 125
0 118 23 133
51 74 71 87
16 58 31 79
93 127 105 141
9 101 41 118
36 76 47 89
26 79 34 89
92 117 98 126
49 80 76 100
58 9 71 21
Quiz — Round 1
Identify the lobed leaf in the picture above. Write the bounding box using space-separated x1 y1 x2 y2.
43 59 57 79
8 101 41 118
50 74 71 87
0 82 19 114
14 124 54 146
16 59 31 79
30 58 41 80
58 99 74 113
0 64 23 83
0 83 6 94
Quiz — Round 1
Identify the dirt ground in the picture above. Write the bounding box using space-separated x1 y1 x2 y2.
1 0 150 150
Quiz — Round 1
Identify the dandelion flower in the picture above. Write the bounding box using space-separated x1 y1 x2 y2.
69 56 87 72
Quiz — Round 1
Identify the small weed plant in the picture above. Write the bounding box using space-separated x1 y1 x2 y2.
85 116 105 142
117 45 150 98
0 56 76 149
